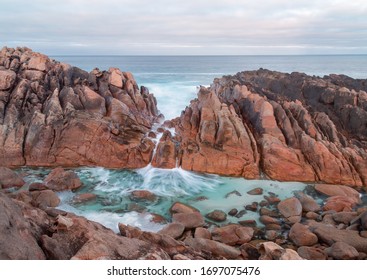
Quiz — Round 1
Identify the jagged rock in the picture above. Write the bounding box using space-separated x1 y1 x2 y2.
0 167 25 188
0 48 159 169
44 167 82 191
0 193 46 259
0 69 16 90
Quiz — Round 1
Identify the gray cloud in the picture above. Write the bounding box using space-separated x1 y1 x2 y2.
1 0 367 54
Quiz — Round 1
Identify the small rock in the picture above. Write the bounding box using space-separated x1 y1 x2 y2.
72 193 97 204
332 212 359 225
265 230 279 241
28 182 48 192
247 188 263 195
130 190 157 202
194 227 211 239
245 202 258 212
172 212 204 229
126 203 146 213
264 195 281 205
260 208 279 217
295 192 321 212
235 209 247 219
239 243 260 260
323 196 357 212
305 211 320 220
258 242 303 260
289 223 318 246
148 131 156 138
193 196 208 201
149 213 167 224
228 208 238 216
158 223 185 239
0 167 25 188
260 215 281 225
170 202 199 215
297 246 327 260
238 220 257 227
325 241 359 260
31 190 60 209
265 224 282 231
259 200 269 207
172 254 191 260
277 197 302 223
206 210 227 222
211 225 254 246
185 237 241 259
44 167 82 191
225 190 242 198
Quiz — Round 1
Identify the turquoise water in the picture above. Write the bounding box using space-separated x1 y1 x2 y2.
21 166 307 233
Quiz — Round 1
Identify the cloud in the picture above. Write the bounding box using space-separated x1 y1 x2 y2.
1 0 366 54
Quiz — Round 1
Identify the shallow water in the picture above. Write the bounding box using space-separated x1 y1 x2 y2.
21 166 309 233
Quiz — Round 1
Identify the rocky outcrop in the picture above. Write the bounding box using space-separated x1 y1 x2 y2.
1 48 366 186
169 69 367 187
0 47 159 168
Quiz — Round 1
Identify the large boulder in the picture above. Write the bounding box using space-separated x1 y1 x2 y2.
277 197 302 223
44 168 82 191
0 193 46 259
0 167 25 188
211 225 254 246
289 223 318 246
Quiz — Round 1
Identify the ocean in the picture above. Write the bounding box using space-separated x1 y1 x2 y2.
27 55 366 232
52 55 367 120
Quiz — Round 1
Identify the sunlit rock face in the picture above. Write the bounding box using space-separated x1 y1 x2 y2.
173 69 367 187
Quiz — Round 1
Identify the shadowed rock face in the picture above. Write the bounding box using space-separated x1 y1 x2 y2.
0 47 159 168
172 69 367 186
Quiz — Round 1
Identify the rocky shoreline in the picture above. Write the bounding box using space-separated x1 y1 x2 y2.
1 47 367 260
1 166 366 260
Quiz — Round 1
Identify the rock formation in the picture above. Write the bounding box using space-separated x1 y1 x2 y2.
0 47 159 168
1 47 367 187
170 69 367 187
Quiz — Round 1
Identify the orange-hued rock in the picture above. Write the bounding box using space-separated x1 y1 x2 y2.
315 184 361 204
1 47 367 187
0 47 159 169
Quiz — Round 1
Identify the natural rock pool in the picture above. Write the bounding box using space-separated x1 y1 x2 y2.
20 166 314 233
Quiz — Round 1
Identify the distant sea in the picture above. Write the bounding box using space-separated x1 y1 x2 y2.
52 55 367 120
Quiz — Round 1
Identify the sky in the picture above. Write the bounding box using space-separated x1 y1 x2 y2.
1 0 367 55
